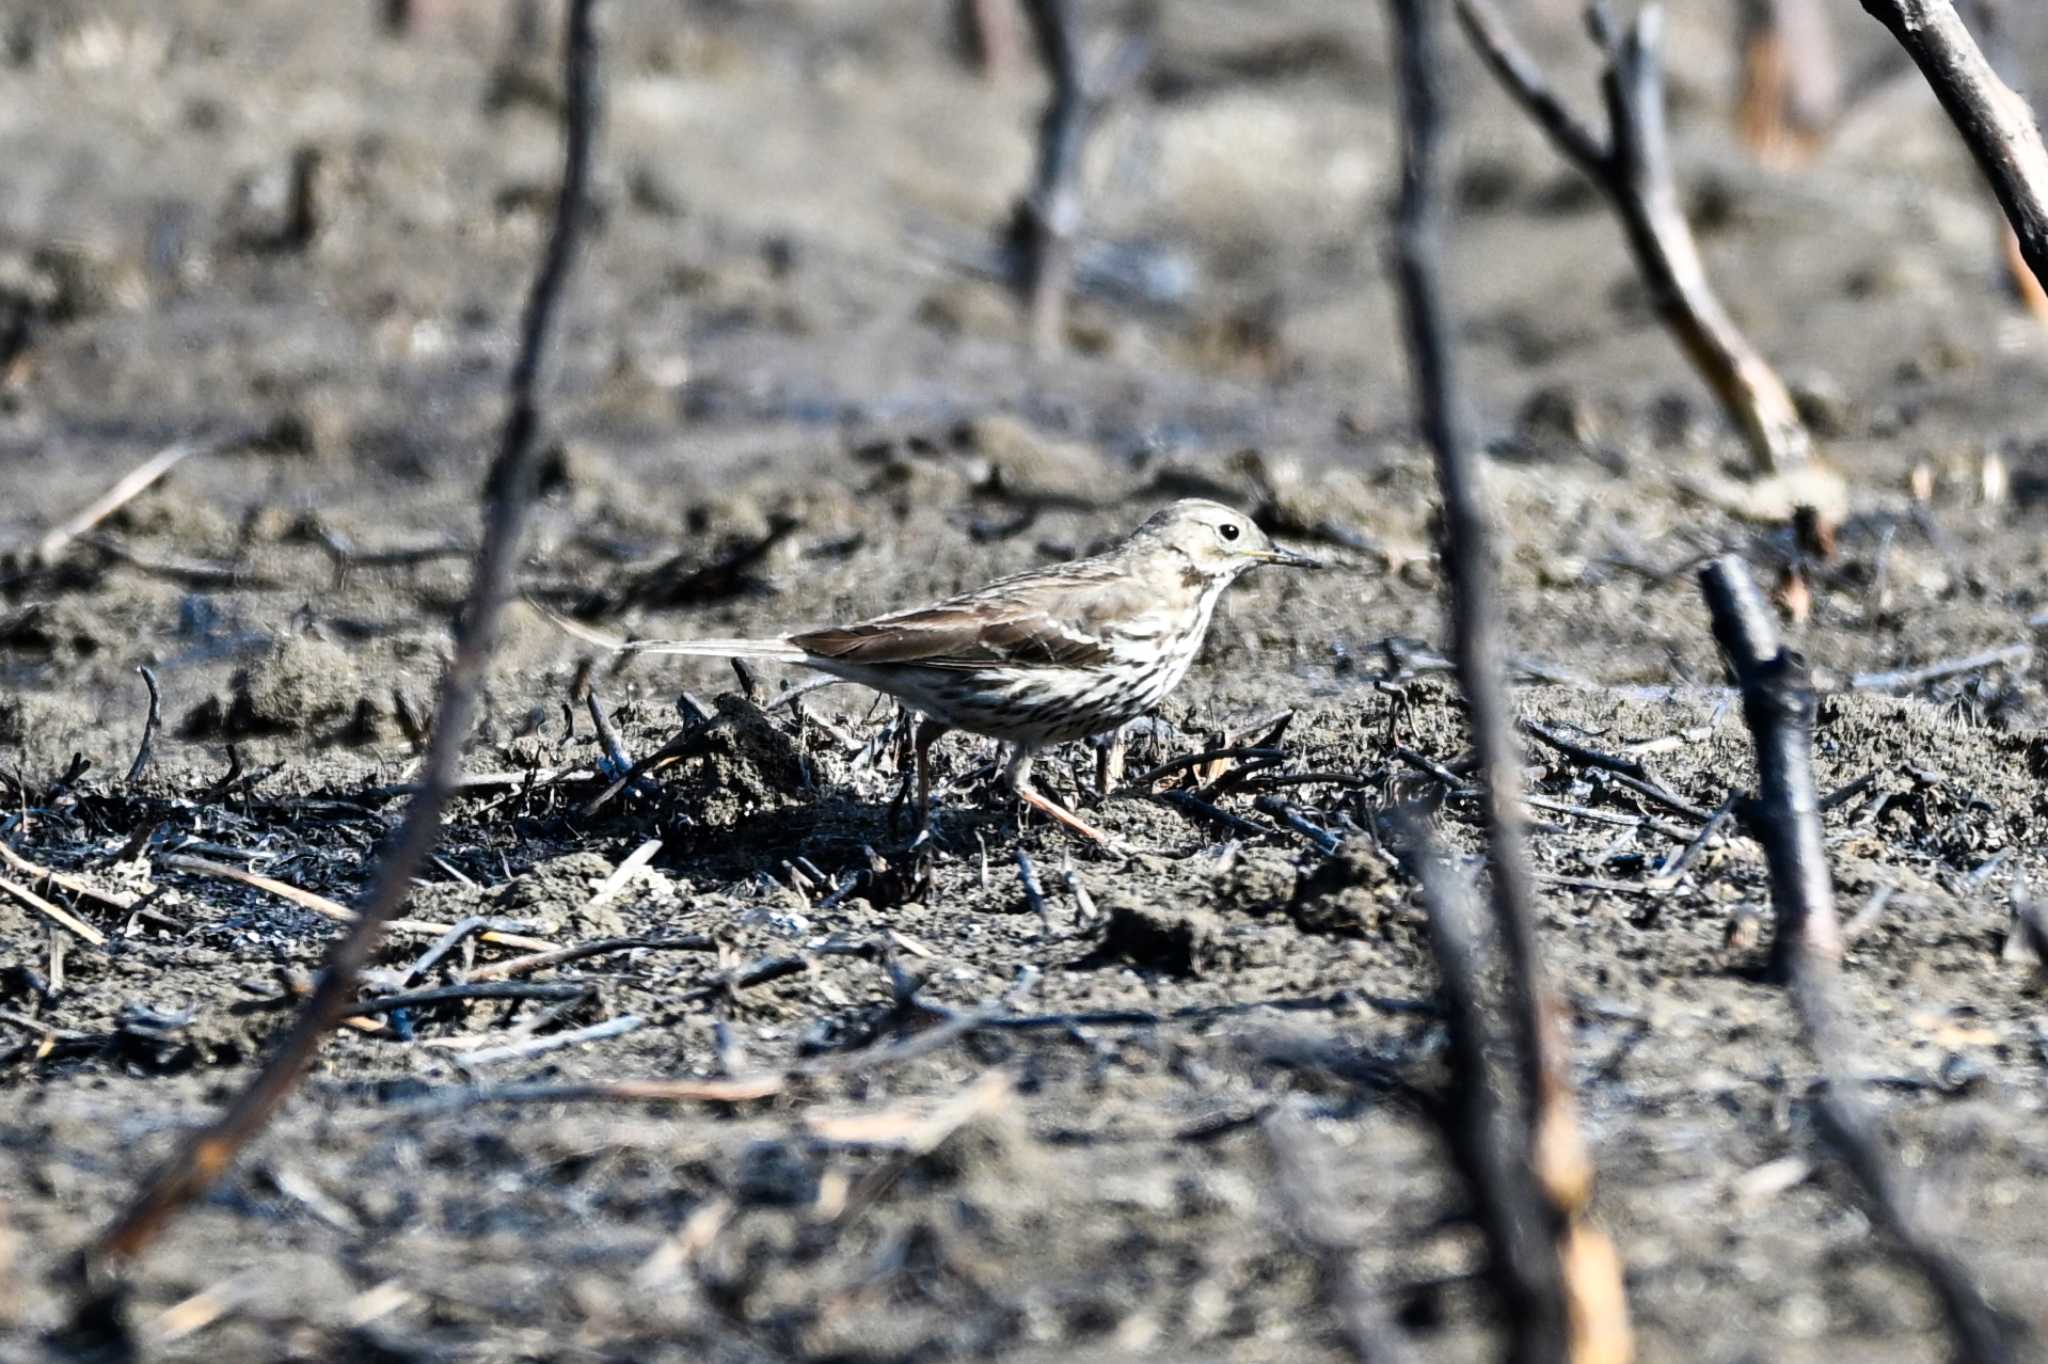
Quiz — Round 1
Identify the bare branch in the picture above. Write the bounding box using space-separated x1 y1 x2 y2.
1392 818 1568 1364
1454 0 1810 476
1859 0 2048 297
88 0 604 1267
1384 5 1631 1362
1699 555 2018 1364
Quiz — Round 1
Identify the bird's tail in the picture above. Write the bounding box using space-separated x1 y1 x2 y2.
622 636 810 663
528 600 809 663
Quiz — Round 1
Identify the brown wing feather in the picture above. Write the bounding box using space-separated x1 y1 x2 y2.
791 595 1114 671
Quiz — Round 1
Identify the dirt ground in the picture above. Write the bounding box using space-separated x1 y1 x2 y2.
6 2 2048 1360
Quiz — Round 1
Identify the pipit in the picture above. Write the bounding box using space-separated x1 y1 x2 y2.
547 499 1318 843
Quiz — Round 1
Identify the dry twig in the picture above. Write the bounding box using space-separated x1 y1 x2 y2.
1387 3 1631 1359
1858 0 2048 297
1455 0 1809 475
1700 555 2016 1363
30 440 205 567
125 667 162 785
89 0 603 1267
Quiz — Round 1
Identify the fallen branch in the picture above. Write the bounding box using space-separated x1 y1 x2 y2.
1849 640 2030 693
159 855 554 950
1700 554 2016 1363
1858 0 2048 297
1386 3 1631 1359
0 875 106 947
1454 0 1810 475
90 0 603 1266
464 934 715 983
30 439 205 567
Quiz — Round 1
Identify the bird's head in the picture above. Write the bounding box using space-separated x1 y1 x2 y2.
1131 499 1321 585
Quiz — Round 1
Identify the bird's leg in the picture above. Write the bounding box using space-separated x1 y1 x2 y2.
912 718 949 831
890 717 951 833
1004 748 1114 846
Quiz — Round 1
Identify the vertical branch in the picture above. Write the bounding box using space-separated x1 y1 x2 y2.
87 0 604 1266
1017 0 1086 354
1698 556 2017 1364
1697 560 1838 977
1453 0 1811 477
1384 5 1630 1362
1390 0 1584 1219
1394 819 1569 1364
1859 0 2048 297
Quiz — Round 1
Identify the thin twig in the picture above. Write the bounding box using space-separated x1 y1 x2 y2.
1850 641 2031 692
1390 816 1567 1363
460 1014 644 1066
1386 4 1629 1360
90 0 603 1266
342 981 588 1019
159 855 554 949
126 667 162 785
465 934 716 982
31 440 203 567
0 875 107 947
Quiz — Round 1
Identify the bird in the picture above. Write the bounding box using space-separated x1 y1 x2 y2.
542 499 1319 844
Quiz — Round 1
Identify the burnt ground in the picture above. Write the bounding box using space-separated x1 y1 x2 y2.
6 2 2048 1361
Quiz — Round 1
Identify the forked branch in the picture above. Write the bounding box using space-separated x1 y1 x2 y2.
88 0 603 1268
1455 0 1810 476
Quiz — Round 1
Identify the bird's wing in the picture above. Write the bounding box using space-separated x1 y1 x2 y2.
790 575 1127 671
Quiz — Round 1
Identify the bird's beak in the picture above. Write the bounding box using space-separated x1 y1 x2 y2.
1258 545 1323 569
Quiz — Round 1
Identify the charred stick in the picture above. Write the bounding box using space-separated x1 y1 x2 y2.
125 667 162 785
344 981 588 1019
1700 554 2016 1363
1119 746 1289 793
459 1014 643 1066
1014 849 1051 934
1386 5 1629 1361
400 916 544 986
1699 557 1840 974
1454 0 1809 474
1393 819 1568 1364
465 934 717 982
1252 795 1342 854
1392 0 1585 1212
91 0 603 1267
1016 0 1085 353
581 711 733 816
1858 0 2048 297
585 690 633 775
1649 791 1736 888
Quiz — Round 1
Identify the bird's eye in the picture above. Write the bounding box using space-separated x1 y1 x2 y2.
1219 523 1241 542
